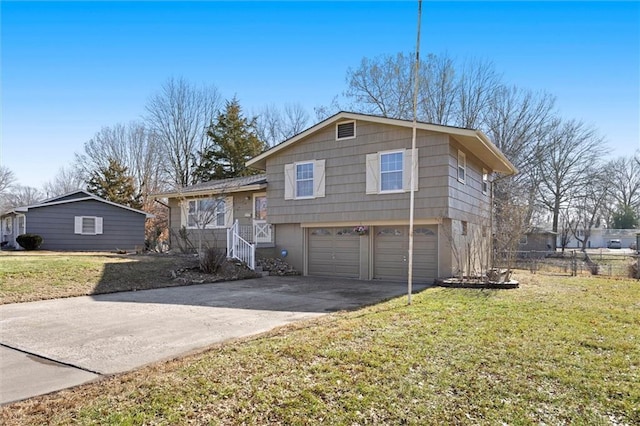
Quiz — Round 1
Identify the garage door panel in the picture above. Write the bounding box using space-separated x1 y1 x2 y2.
308 228 359 278
374 225 437 283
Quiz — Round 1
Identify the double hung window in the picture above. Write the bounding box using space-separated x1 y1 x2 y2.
74 216 103 235
365 149 418 194
284 160 326 200
187 198 226 228
380 151 404 192
296 162 314 198
457 150 466 183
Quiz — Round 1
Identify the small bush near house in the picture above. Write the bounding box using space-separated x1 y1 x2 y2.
199 247 226 273
16 234 43 250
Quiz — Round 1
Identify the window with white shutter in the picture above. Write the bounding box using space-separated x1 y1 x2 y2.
74 216 103 235
284 160 326 200
366 149 418 194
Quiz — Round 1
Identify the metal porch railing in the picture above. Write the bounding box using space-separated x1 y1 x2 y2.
227 220 255 270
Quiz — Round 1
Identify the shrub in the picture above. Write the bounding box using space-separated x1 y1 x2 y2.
199 247 226 274
16 233 43 250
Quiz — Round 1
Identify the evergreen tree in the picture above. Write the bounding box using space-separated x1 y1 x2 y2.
611 205 639 229
193 98 267 182
87 158 142 209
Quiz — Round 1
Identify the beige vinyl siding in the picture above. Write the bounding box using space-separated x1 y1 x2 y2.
266 122 452 225
447 138 492 224
167 192 258 250
446 219 491 277
273 223 304 273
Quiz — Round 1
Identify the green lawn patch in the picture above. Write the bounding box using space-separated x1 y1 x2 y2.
2 272 638 425
0 252 193 304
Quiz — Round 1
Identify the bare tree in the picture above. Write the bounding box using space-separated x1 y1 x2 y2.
0 166 16 196
558 209 573 252
418 53 458 125
282 103 310 137
0 166 17 212
485 86 556 227
314 96 342 122
254 103 310 146
42 165 85 198
3 185 44 209
604 154 640 219
74 121 163 205
567 170 609 251
456 58 502 129
493 199 530 282
344 53 414 119
145 77 222 187
536 119 606 236
342 52 505 129
254 104 281 147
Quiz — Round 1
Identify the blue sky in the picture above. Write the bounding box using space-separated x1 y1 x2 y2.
2 1 639 188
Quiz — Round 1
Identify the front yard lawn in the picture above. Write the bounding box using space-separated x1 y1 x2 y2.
0 251 197 304
1 272 638 425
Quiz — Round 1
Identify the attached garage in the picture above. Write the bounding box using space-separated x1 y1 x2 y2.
308 227 361 278
374 225 438 283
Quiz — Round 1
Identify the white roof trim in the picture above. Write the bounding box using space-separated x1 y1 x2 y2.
18 192 153 218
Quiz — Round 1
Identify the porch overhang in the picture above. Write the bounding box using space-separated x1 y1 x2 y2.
152 183 268 200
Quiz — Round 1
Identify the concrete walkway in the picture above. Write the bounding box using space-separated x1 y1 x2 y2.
0 276 427 404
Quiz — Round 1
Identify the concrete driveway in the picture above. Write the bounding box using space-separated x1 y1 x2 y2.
0 275 428 404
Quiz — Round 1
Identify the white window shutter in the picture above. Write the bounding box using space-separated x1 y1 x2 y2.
95 217 103 234
403 148 419 192
224 196 234 228
284 163 295 200
365 153 379 194
314 159 326 198
74 216 83 234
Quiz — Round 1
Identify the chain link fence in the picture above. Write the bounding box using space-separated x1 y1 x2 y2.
496 250 640 278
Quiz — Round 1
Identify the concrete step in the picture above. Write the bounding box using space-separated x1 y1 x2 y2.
254 265 269 277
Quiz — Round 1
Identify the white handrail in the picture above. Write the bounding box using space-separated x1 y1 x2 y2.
227 219 255 270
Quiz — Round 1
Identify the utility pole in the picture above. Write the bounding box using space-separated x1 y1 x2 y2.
407 0 422 305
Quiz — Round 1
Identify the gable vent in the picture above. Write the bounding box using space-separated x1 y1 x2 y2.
336 121 356 140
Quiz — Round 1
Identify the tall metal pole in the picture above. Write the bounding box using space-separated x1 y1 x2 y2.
408 0 422 305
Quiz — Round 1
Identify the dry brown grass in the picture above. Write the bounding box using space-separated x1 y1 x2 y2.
1 271 638 425
0 251 199 304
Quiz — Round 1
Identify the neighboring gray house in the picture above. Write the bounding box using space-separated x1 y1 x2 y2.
157 112 517 282
1 190 152 251
519 228 556 255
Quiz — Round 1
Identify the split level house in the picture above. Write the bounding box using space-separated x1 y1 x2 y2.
155 112 517 283
1 190 152 251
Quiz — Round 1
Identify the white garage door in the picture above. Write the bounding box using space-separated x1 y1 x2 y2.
308 227 360 278
374 225 438 282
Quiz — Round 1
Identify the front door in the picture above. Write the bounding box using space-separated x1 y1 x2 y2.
252 194 271 243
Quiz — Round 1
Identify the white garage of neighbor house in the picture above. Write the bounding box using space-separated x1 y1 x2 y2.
158 112 517 282
1 190 152 251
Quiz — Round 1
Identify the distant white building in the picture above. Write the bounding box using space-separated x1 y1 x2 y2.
558 228 639 249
